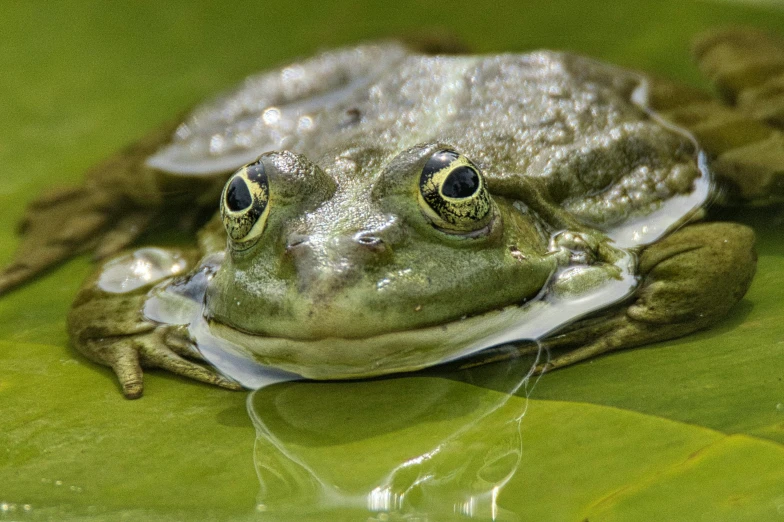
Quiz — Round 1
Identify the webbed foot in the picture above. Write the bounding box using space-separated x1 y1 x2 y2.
0 186 152 294
80 325 241 399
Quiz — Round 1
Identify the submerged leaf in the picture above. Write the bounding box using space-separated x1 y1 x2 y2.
1 1 783 520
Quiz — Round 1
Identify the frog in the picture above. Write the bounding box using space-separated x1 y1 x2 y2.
1 28 780 399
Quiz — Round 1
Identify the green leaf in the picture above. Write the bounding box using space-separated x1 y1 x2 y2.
1 1 783 520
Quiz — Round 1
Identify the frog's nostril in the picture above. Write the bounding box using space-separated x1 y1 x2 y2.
286 234 309 251
354 234 387 253
357 235 381 246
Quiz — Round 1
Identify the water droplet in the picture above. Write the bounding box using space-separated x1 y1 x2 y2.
776 403 784 412
98 248 187 293
297 115 314 131
209 134 226 154
262 107 281 125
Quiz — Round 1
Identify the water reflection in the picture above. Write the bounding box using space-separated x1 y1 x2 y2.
247 347 540 521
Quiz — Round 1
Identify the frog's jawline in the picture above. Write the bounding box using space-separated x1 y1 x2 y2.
196 250 638 383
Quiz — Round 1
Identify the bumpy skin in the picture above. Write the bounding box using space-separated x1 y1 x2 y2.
5 29 783 397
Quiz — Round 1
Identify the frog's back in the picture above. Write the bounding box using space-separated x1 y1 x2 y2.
450 52 709 245
152 46 708 248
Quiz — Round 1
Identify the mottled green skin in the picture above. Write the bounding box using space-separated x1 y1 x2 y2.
188 47 704 343
208 149 556 341
34 30 782 396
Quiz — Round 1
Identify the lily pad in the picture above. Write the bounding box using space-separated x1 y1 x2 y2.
1 1 783 520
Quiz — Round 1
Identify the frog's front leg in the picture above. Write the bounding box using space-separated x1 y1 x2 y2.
68 248 241 398
536 222 756 372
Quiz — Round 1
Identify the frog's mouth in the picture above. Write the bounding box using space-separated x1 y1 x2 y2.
206 302 544 380
197 254 638 385
144 250 637 386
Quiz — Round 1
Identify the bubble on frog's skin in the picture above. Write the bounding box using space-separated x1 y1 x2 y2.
297 115 314 131
98 248 188 294
262 107 281 125
209 134 226 155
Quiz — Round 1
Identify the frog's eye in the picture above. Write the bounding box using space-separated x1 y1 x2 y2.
418 149 493 233
220 160 270 244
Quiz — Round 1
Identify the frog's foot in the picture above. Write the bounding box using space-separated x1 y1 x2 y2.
0 187 153 295
68 248 242 398
693 28 784 124
533 222 755 373
0 116 219 295
644 28 784 204
80 325 241 399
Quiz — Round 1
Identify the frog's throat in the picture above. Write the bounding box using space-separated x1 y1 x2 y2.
207 302 542 380
204 253 637 380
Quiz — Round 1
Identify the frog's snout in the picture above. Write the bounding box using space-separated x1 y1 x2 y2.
286 232 389 255
285 232 391 294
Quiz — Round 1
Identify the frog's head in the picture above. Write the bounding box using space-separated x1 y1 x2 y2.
205 145 558 377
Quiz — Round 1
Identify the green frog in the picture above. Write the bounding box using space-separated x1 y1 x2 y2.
2 28 780 398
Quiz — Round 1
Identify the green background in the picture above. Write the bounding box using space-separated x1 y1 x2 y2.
1 1 783 520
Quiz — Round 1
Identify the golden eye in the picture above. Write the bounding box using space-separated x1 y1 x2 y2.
418 149 492 233
220 160 270 244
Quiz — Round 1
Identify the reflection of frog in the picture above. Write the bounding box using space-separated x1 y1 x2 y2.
248 360 531 520
1 29 779 398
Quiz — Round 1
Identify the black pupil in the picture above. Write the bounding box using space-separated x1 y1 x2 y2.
423 149 460 178
442 166 480 199
226 177 252 211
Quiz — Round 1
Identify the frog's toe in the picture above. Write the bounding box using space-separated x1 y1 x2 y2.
137 336 243 393
82 337 145 399
161 325 208 362
107 341 145 399
0 264 38 296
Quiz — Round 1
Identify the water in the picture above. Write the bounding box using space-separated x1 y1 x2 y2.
106 247 551 519
4 2 782 519
247 350 540 520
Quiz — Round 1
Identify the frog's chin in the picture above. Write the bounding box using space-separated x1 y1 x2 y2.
202 251 640 380
206 302 546 380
